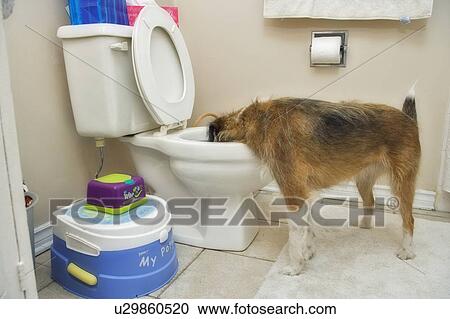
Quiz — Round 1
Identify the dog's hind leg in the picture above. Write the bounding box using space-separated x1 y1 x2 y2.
355 164 383 229
390 166 417 260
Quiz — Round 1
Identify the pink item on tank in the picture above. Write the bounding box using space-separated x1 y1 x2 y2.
127 5 179 26
127 5 144 26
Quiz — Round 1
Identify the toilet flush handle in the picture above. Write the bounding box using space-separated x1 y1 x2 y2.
110 41 129 52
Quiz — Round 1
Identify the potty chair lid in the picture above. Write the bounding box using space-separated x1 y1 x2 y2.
52 195 172 252
132 3 195 126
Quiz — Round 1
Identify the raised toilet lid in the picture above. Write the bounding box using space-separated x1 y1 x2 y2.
132 4 195 126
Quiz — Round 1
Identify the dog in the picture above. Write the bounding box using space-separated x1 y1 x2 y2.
208 88 420 275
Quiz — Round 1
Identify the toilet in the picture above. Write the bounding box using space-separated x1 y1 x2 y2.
57 2 272 251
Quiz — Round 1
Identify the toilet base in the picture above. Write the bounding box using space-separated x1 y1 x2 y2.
173 225 259 251
170 194 260 251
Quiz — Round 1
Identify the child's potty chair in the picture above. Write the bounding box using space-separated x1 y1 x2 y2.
51 196 178 298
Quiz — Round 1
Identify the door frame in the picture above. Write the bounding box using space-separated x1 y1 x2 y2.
0 5 37 298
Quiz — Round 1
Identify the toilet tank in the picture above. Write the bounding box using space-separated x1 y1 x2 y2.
57 24 155 138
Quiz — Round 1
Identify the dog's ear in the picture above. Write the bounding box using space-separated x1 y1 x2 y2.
236 106 248 123
236 99 260 124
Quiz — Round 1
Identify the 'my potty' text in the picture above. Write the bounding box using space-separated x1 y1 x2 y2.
138 241 175 268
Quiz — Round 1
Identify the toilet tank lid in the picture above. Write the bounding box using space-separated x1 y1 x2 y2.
57 24 133 39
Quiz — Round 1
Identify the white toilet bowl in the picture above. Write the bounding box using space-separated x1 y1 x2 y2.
121 127 272 250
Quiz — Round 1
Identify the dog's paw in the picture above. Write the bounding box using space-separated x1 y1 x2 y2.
396 248 416 260
302 245 315 261
359 216 373 229
281 265 303 276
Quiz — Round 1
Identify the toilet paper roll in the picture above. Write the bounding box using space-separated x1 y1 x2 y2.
311 36 342 64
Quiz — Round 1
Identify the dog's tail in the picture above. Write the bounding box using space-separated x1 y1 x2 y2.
402 81 418 122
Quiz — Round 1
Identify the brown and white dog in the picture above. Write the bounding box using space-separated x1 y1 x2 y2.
208 87 420 275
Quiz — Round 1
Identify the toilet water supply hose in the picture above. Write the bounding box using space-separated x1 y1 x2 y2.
95 138 105 179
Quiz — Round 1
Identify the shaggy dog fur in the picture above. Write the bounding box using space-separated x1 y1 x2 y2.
208 92 420 275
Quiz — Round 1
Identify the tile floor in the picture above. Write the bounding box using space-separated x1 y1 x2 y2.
36 193 450 299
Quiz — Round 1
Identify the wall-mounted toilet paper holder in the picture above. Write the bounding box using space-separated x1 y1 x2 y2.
310 31 348 67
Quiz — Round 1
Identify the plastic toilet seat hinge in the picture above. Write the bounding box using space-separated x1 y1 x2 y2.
154 120 187 136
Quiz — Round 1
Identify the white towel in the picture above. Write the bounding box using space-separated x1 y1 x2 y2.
264 0 433 20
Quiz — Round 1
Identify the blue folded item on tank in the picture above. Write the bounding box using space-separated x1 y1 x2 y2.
68 0 129 25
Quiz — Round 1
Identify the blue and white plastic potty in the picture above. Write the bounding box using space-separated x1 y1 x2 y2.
51 195 178 298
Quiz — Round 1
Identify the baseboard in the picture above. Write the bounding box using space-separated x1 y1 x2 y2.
34 222 53 255
262 181 436 211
